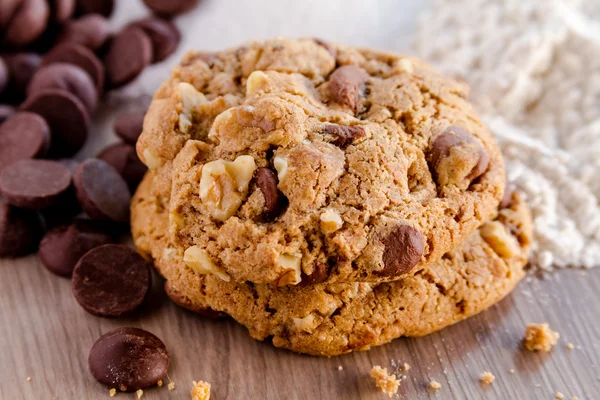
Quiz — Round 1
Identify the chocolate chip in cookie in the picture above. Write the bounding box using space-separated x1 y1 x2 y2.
299 263 330 286
322 124 366 148
428 125 490 188
326 65 369 113
256 167 286 220
379 225 425 277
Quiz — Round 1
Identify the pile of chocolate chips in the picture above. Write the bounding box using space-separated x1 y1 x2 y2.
0 0 199 394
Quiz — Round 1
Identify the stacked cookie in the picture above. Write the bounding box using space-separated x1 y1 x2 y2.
131 38 532 356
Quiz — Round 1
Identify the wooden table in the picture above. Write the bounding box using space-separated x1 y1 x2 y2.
2 255 598 399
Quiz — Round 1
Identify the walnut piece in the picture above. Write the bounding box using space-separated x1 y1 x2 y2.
320 209 343 234
177 82 207 134
200 155 256 221
273 155 288 180
276 253 302 286
183 246 231 282
480 220 520 258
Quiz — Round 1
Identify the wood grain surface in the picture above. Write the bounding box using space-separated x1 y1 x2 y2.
1 255 599 399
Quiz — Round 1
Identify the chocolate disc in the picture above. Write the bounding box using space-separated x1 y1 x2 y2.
74 159 131 222
0 159 72 209
142 0 198 17
113 110 145 145
129 17 181 63
0 199 43 258
21 89 90 158
3 53 41 102
72 244 151 317
50 0 76 23
98 143 147 190
103 27 153 89
0 0 24 30
75 0 115 18
0 57 8 95
0 112 50 171
43 43 105 94
2 0 50 48
88 327 168 391
57 14 111 51
0 105 16 123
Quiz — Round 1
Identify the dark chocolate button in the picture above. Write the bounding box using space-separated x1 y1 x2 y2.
2 0 50 48
0 199 43 258
57 14 111 51
299 263 329 286
3 53 41 102
27 63 98 114
379 225 425 277
21 89 90 158
88 327 169 391
141 0 198 17
75 0 115 18
0 0 24 29
113 110 145 145
256 167 286 220
0 159 72 209
98 143 147 191
72 244 151 317
39 220 113 277
104 27 153 89
322 123 366 148
0 112 50 171
0 57 8 95
0 105 16 123
129 17 181 63
43 43 105 94
327 65 369 113
74 159 131 222
50 0 76 23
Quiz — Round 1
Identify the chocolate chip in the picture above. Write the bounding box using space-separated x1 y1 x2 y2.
313 38 337 58
2 0 49 48
256 167 286 220
299 263 329 286
43 43 105 94
49 0 76 23
141 0 199 17
21 89 90 158
3 53 41 102
0 57 8 95
429 126 490 185
74 159 131 222
89 327 168 392
98 143 147 191
75 0 114 18
0 112 50 171
500 183 515 209
129 17 181 63
322 124 366 148
326 65 369 113
0 0 23 29
39 220 114 277
27 63 98 114
164 281 224 318
104 27 153 89
0 199 43 257
0 159 72 209
72 244 151 317
0 105 16 123
57 14 111 51
114 110 145 145
378 225 424 277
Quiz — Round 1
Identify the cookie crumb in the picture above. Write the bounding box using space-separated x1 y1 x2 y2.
480 371 495 384
524 323 559 351
555 392 564 399
403 362 411 372
338 365 343 371
157 379 163 387
191 380 211 400
566 343 575 350
26 377 31 382
168 382 176 391
135 389 143 399
429 380 441 390
572 396 580 400
535 383 541 388
109 388 116 397
370 365 400 397
509 369 515 374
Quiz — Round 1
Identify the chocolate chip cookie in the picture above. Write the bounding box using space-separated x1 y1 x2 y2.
132 172 530 356
136 38 506 285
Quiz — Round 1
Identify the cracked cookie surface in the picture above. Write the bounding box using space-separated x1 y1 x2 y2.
136 38 505 285
132 172 531 356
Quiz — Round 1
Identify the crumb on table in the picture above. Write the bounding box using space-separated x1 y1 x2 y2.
480 371 495 384
157 379 163 387
555 392 564 399
429 380 441 390
370 365 400 397
524 323 559 351
109 388 116 397
566 343 575 350
191 380 211 400
26 377 31 382
136 389 143 399
509 368 515 374
168 382 176 391
403 363 411 372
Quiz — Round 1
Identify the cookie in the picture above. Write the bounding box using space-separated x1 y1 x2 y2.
136 38 505 285
132 172 531 356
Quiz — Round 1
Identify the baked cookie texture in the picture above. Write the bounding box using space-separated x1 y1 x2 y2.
132 172 531 356
136 38 506 285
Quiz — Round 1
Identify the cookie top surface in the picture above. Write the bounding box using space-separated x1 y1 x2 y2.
132 172 531 356
136 38 505 285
